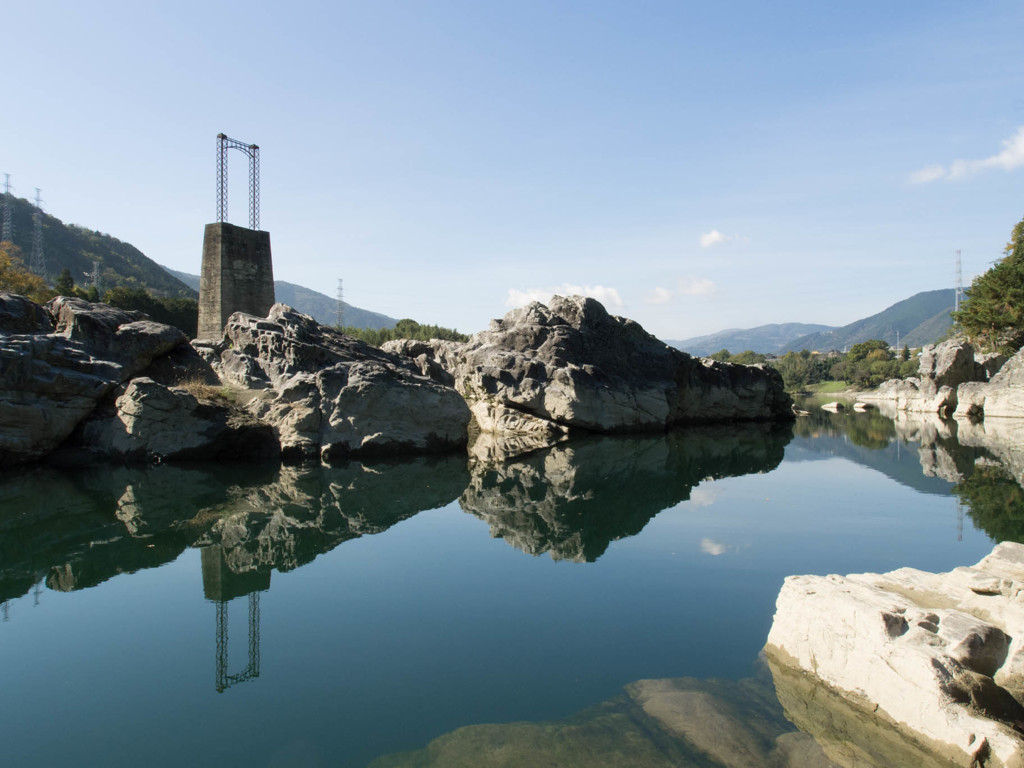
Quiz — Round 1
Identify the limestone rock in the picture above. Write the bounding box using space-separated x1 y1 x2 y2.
867 376 958 415
765 542 1024 768
210 304 471 462
955 347 1024 419
0 295 209 465
69 377 279 463
917 339 980 389
389 296 792 442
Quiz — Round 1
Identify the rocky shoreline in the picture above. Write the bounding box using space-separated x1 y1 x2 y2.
0 292 793 467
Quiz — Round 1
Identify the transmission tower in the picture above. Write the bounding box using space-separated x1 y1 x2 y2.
955 249 965 313
89 260 101 292
2 174 13 244
216 133 260 230
336 278 344 328
30 189 45 276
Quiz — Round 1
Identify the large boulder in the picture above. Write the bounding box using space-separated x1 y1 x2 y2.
765 543 1024 768
917 339 980 389
955 347 1024 419
0 294 208 465
387 296 791 440
868 376 958 415
206 304 471 462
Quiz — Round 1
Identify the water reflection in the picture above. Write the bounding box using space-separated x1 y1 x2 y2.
461 424 793 562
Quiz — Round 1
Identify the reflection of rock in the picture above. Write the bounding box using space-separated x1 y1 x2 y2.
0 456 470 603
460 424 791 562
193 457 470 574
765 543 1024 768
370 662 837 768
208 304 471 462
388 296 793 447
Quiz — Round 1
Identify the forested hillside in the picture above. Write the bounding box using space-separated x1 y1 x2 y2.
2 195 195 297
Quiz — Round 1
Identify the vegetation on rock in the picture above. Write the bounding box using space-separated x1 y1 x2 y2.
340 318 469 346
0 242 53 302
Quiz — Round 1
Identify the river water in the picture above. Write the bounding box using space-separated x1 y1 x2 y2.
0 408 1013 767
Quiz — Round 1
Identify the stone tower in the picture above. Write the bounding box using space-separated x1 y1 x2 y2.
197 133 275 340
197 222 274 339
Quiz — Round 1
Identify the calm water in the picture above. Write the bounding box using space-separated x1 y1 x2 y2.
0 410 1011 767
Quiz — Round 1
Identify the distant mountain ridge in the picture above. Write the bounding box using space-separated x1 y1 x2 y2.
164 268 398 330
668 289 956 356
778 289 955 353
667 322 835 357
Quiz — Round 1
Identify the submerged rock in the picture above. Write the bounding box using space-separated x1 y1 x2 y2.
387 295 792 444
765 543 1024 768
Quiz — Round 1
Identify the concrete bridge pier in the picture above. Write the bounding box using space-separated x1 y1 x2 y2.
197 222 275 339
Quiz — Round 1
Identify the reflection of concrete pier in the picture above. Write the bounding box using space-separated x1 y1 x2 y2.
201 546 268 693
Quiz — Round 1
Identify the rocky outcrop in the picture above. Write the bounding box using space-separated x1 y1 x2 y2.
202 304 471 462
387 296 792 443
0 294 214 465
765 543 1024 768
956 347 1024 420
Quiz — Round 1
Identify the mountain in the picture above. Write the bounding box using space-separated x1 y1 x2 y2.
667 322 835 356
164 268 398 330
778 289 955 353
3 195 195 297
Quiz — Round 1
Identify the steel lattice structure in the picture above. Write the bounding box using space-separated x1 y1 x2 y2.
31 189 45 276
216 133 260 230
2 174 13 244
214 592 261 693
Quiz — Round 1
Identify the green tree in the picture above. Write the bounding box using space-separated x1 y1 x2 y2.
54 267 76 295
953 213 1024 353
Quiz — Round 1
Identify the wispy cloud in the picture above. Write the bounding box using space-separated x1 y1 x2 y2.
678 277 717 296
689 486 719 508
700 538 728 556
645 286 673 305
506 283 624 310
699 229 749 248
909 126 1024 183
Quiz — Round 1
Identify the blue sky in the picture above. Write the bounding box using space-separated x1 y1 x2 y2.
3 1 1023 338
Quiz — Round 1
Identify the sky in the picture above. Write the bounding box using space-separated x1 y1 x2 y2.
3 1 1023 339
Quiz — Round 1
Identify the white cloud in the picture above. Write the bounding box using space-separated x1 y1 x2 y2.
645 286 673 305
700 538 727 556
678 277 717 296
699 230 749 248
505 283 624 310
909 126 1024 183
688 486 719 508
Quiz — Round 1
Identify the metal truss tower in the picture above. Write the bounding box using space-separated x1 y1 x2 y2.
31 189 45 275
336 278 344 328
954 249 965 313
216 133 260 230
2 174 13 244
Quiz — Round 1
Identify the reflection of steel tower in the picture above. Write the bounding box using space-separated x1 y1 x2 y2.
201 546 270 693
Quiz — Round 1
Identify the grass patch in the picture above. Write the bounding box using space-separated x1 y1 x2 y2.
803 380 851 394
178 376 239 405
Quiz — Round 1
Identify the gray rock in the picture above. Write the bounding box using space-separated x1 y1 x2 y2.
210 304 471 462
68 377 279 463
917 339 980 389
955 347 1024 420
389 296 791 442
0 292 53 334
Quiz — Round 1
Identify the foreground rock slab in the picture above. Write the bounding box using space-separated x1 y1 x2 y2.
765 542 1024 768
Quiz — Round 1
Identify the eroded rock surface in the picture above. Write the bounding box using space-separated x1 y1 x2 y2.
766 543 1024 768
387 296 792 443
956 347 1024 420
0 294 212 465
204 304 471 462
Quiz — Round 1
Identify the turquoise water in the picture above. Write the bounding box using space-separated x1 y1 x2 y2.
0 415 1001 766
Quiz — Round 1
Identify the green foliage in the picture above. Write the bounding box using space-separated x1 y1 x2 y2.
770 349 833 391
339 318 469 346
707 349 766 364
953 213 1024 354
103 286 199 338
0 242 54 302
54 268 76 295
955 464 1024 543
